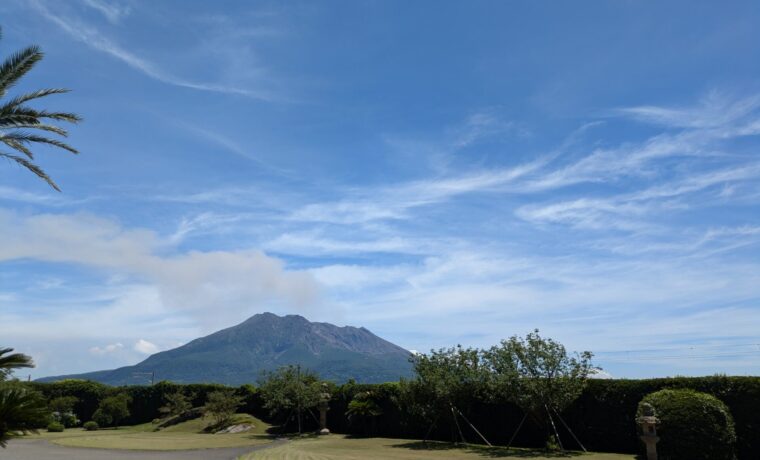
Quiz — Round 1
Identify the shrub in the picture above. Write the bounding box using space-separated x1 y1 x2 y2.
638 389 736 460
92 393 131 427
83 421 98 431
46 422 64 432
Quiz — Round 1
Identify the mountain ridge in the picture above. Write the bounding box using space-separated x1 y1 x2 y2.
38 312 414 385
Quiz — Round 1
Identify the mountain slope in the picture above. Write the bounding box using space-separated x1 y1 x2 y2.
39 313 413 385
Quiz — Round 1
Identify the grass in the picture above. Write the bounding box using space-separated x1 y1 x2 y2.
238 435 638 460
28 413 274 451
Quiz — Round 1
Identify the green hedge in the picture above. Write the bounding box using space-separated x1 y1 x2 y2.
28 376 760 459
638 389 736 460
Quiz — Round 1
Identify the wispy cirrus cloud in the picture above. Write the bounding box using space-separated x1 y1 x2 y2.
28 0 277 100
81 0 130 24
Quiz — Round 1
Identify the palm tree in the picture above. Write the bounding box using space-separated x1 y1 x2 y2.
0 347 47 447
0 26 81 191
0 347 33 381
0 383 48 447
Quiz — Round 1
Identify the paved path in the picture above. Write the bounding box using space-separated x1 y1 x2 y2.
2 439 285 459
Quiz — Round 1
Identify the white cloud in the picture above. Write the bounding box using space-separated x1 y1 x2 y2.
89 342 123 355
133 339 158 355
0 209 322 322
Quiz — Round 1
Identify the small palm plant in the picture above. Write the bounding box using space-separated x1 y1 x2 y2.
0 26 81 191
345 391 383 436
0 347 48 447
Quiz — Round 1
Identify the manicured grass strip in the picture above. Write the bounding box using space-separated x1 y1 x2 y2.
239 435 637 460
30 414 274 451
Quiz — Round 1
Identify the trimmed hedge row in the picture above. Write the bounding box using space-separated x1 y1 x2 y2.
28 376 760 460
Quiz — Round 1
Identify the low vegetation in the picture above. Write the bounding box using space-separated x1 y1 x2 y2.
238 435 637 460
3 332 758 459
31 414 272 451
638 389 737 460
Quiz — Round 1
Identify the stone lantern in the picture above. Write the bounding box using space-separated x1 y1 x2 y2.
318 383 331 435
637 403 659 460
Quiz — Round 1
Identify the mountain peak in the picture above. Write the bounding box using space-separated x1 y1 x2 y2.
38 313 413 385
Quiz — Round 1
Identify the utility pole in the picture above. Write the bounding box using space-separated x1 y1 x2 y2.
296 365 302 435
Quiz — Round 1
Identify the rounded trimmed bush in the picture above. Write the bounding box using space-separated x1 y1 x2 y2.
637 389 736 460
83 421 99 431
46 422 64 432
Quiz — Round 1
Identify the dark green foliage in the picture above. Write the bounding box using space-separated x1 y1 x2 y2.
484 329 596 414
0 383 49 446
48 396 79 427
48 395 77 414
402 345 486 441
83 421 98 431
259 365 324 433
92 393 131 427
346 391 383 436
638 389 736 460
25 376 760 459
28 379 108 423
46 421 64 432
159 390 193 418
203 389 244 427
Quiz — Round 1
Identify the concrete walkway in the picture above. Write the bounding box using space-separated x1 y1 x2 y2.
2 438 285 460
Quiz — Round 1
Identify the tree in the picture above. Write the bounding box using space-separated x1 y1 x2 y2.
159 391 193 418
203 389 243 427
91 393 131 428
483 329 597 449
258 365 323 434
48 396 79 427
345 391 383 436
0 383 48 446
0 26 81 191
403 345 488 443
0 347 33 381
0 348 47 447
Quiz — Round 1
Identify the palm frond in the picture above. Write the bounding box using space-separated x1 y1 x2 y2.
2 131 78 154
0 136 34 159
0 106 81 124
0 348 34 372
0 384 49 447
0 152 60 191
0 46 43 96
0 120 68 136
0 88 70 108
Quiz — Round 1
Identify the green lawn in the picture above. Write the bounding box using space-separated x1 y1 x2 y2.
28 414 274 451
238 435 637 460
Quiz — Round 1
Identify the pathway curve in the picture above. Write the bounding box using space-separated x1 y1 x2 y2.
2 438 286 460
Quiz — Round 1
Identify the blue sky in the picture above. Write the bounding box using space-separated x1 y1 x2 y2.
1 0 760 380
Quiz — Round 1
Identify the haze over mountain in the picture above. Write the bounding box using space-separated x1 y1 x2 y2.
38 313 414 385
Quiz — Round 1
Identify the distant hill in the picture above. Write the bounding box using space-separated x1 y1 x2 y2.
38 313 414 385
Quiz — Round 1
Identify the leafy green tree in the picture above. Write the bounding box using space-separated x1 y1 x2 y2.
259 365 323 434
159 391 193 418
346 391 383 436
203 389 244 427
0 26 81 191
91 393 131 428
48 396 79 427
403 345 487 442
483 329 597 447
